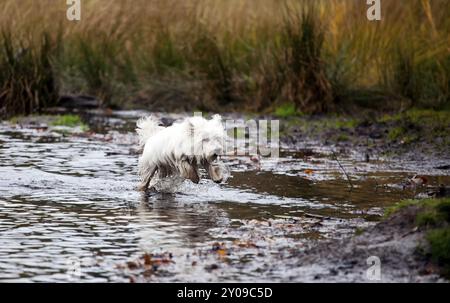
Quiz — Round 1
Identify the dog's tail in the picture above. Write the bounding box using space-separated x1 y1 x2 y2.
136 116 163 148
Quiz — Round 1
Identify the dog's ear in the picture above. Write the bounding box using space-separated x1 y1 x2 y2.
211 114 223 127
212 114 222 122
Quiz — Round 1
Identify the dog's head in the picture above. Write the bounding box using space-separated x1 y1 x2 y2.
186 114 228 183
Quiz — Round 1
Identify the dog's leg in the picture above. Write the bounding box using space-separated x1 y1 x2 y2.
138 165 156 191
188 165 200 184
201 159 224 183
180 159 200 184
158 165 168 179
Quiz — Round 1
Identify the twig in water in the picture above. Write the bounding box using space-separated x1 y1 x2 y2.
332 151 354 191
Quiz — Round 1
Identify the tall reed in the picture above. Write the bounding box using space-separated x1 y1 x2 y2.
0 32 59 118
0 0 448 117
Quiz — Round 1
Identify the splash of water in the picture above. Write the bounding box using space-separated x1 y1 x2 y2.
149 175 185 193
149 163 231 194
214 162 231 183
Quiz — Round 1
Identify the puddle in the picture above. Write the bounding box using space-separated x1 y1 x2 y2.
0 112 449 282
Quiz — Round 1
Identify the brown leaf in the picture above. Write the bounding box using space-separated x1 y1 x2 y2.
126 261 139 270
217 249 227 257
143 253 152 265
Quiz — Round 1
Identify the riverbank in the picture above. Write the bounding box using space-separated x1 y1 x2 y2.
279 109 450 165
291 198 450 282
9 107 450 171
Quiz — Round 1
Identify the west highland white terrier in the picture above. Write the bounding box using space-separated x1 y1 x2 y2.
136 114 229 192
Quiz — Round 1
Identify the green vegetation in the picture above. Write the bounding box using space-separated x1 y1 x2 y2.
0 0 449 118
334 119 359 129
8 115 22 125
385 198 450 220
0 32 59 118
416 199 450 227
381 109 450 126
354 227 365 236
427 228 450 277
383 109 450 144
51 114 89 132
387 126 406 142
8 113 89 132
336 134 349 142
384 199 420 218
51 114 85 128
386 198 450 278
274 103 298 118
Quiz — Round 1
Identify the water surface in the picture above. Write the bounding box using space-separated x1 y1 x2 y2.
0 111 448 282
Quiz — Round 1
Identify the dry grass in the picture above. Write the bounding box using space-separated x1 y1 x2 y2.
0 0 449 116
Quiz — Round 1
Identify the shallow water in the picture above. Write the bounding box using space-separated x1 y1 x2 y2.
0 111 449 282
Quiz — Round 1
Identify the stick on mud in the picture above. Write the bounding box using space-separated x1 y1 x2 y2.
332 151 354 191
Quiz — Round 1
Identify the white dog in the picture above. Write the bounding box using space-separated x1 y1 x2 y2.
136 114 228 191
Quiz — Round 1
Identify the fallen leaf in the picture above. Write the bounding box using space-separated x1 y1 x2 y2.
217 249 227 257
205 264 219 271
143 269 153 277
126 261 139 270
234 241 258 248
304 169 314 175
143 253 152 265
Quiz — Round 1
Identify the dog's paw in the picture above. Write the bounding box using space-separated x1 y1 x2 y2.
137 183 147 192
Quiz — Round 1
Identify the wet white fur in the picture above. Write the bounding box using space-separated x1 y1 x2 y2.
136 115 226 191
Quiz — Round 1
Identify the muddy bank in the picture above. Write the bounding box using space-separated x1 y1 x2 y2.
120 200 449 283
45 100 450 164
279 110 450 166
293 205 446 282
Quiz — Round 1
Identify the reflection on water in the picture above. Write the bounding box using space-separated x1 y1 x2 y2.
0 113 449 282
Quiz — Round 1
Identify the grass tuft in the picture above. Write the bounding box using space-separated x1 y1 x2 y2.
274 103 297 118
427 228 450 278
0 31 59 118
51 114 88 131
385 198 450 278
51 114 83 127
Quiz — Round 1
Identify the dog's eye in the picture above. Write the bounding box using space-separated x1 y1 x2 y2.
211 153 218 161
